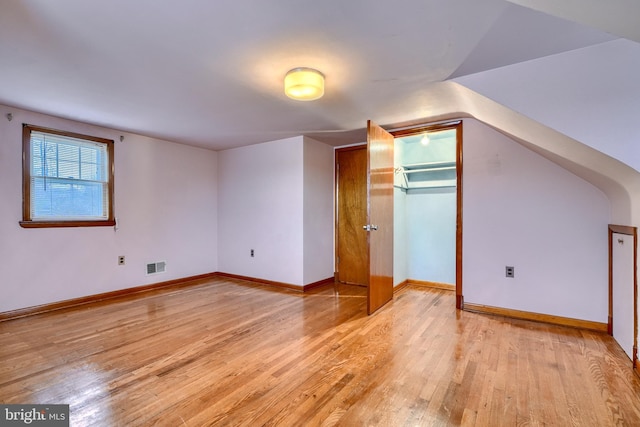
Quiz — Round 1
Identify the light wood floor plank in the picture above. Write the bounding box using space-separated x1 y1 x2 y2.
2 278 640 426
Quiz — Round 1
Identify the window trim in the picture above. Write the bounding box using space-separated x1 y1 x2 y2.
20 124 116 228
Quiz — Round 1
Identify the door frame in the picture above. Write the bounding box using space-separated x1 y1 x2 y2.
334 144 368 285
608 224 638 368
390 120 464 308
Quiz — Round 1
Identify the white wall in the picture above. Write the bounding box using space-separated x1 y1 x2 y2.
406 188 456 284
463 119 610 322
217 135 334 286
393 187 408 286
0 104 218 313
393 138 408 286
303 137 334 284
394 182 456 286
217 136 304 285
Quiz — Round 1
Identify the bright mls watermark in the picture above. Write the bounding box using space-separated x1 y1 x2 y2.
0 405 69 426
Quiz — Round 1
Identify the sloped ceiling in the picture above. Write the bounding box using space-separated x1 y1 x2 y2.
0 0 626 150
504 0 640 42
448 3 616 79
454 39 640 173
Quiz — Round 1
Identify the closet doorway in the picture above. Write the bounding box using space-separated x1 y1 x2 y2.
392 121 461 305
335 120 463 308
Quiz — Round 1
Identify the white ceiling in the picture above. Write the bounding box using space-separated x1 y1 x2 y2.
0 0 634 150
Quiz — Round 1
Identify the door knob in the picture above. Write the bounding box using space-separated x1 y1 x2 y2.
363 224 379 231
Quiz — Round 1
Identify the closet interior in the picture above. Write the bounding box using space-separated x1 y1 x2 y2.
393 127 457 287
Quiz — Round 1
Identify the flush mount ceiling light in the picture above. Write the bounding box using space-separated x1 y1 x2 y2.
284 67 325 101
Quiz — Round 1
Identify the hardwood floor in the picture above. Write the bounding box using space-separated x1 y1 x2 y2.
2 277 640 426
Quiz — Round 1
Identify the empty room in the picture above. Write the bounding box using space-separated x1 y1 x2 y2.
2 1 640 425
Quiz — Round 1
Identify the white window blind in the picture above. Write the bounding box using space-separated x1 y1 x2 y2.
29 130 110 220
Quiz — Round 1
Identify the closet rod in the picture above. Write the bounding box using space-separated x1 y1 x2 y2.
403 166 456 173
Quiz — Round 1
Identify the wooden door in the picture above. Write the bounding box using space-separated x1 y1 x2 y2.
335 147 368 286
366 120 394 314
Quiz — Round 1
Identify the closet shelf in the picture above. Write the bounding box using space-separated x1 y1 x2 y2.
394 160 456 190
403 166 455 174
402 161 456 169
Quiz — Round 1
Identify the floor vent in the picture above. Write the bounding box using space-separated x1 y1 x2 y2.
146 261 166 275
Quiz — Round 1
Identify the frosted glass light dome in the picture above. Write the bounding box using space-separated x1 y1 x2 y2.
284 67 324 101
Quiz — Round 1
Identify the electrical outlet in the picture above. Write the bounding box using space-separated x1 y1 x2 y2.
250 249 254 257
505 266 514 278
118 256 125 265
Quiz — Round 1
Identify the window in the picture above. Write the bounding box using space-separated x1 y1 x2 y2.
21 124 115 228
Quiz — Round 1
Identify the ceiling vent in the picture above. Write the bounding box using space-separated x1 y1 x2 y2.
146 261 166 275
